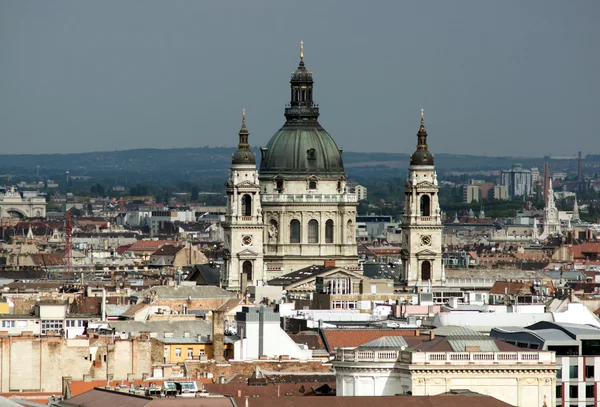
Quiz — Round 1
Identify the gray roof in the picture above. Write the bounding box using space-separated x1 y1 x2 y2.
259 126 345 179
362 262 402 280
108 320 212 342
0 397 26 407
105 304 130 317
448 338 499 352
544 270 587 281
134 285 234 300
358 336 408 349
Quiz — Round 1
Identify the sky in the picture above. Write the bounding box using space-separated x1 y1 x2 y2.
0 1 598 156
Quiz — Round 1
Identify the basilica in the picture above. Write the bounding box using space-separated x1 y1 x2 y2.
222 44 442 293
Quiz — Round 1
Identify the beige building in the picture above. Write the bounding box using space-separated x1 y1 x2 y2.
222 111 265 293
400 111 443 286
334 328 557 407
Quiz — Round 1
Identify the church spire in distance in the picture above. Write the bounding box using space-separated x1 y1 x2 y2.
417 108 428 150
232 108 256 164
409 108 435 166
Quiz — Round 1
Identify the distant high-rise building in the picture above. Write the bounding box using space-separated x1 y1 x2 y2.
500 164 532 199
354 185 368 201
464 184 481 203
493 185 509 200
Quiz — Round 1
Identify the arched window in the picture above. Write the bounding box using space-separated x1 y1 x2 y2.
325 220 334 243
421 261 431 281
241 194 252 216
308 219 319 243
420 195 431 217
276 178 284 192
242 261 253 293
290 219 301 243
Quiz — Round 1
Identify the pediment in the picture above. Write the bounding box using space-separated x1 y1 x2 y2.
415 249 438 257
236 248 259 258
236 180 258 188
416 181 436 189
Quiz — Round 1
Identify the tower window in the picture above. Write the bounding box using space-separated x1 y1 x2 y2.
325 220 334 243
276 178 284 192
420 195 431 217
241 194 252 217
421 261 431 281
290 219 301 243
308 219 319 243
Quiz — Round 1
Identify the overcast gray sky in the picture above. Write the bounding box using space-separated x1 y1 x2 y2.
1 1 598 156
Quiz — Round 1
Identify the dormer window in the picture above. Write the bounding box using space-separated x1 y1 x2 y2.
307 148 316 160
275 177 284 193
309 181 317 190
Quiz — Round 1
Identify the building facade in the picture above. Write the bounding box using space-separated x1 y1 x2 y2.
334 330 556 407
0 186 46 219
222 111 265 292
400 111 443 286
501 164 533 199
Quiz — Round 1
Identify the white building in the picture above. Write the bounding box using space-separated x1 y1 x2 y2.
234 306 312 361
400 110 443 286
0 186 46 219
334 328 556 407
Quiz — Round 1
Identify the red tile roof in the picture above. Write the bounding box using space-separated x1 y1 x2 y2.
323 329 418 350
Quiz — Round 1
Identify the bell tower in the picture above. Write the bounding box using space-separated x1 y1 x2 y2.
400 110 443 287
222 110 265 293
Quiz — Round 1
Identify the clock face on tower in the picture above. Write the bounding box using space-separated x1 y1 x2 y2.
420 235 431 246
241 235 253 246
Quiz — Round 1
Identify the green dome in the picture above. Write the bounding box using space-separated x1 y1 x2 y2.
259 55 345 179
259 124 344 178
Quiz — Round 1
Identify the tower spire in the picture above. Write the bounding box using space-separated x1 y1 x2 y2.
417 108 428 150
300 40 304 61
232 109 255 164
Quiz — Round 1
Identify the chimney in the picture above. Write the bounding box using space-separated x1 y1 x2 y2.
237 390 242 398
429 330 435 341
324 260 336 268
212 310 226 363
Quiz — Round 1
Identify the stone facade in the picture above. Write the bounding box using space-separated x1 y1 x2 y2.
0 335 152 392
222 113 265 292
0 187 46 219
334 346 556 407
401 112 443 286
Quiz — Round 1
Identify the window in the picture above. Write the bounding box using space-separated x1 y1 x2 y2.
556 368 562 379
586 384 594 398
290 219 300 243
556 384 562 399
421 261 431 281
2 320 15 328
308 219 319 243
41 320 63 334
325 220 334 243
586 365 594 379
187 348 193 358
241 194 252 217
569 385 578 399
309 180 317 190
276 178 284 192
66 320 75 328
175 348 181 358
199 349 205 356
420 194 431 216
569 365 579 379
